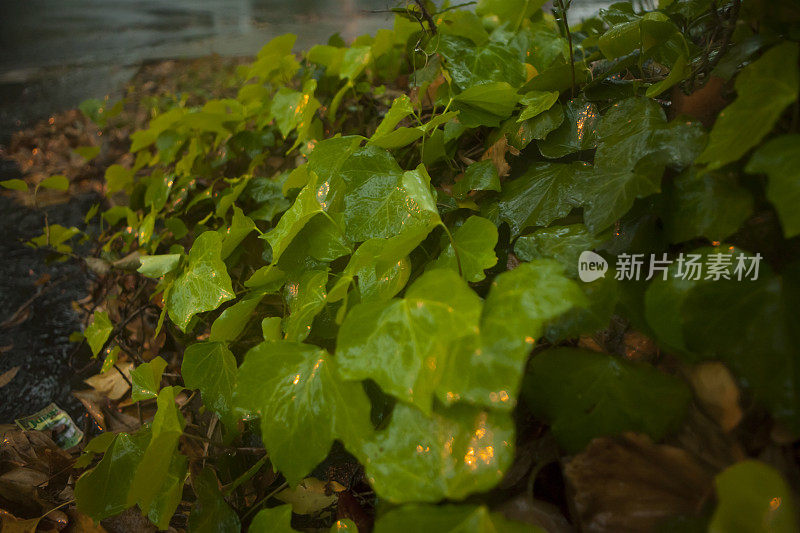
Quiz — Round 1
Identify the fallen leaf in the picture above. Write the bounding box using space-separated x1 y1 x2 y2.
0 366 20 387
481 135 515 178
0 511 40 533
64 509 107 532
83 362 133 400
564 433 714 532
497 496 572 533
689 362 742 432
276 477 345 516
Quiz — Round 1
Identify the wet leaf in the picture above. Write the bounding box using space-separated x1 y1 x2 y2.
130 356 167 402
698 43 799 169
433 216 498 282
441 260 585 409
85 311 113 357
538 97 599 159
182 342 238 427
356 403 514 503
514 224 605 277
234 342 373 485
166 231 235 332
452 160 501 200
137 254 181 279
499 162 592 236
188 469 241 533
337 269 482 413
209 291 266 342
284 270 328 342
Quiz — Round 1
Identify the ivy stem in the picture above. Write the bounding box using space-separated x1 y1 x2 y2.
223 454 269 497
414 0 438 35
555 0 576 97
242 481 290 520
442 223 464 278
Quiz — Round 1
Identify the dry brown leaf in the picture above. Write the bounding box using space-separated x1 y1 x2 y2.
0 511 40 533
564 433 714 533
64 509 107 533
497 496 572 533
276 477 345 516
83 362 133 401
0 366 20 388
622 330 658 362
481 135 514 178
689 362 742 432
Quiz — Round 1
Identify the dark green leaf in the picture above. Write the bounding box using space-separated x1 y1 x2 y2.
433 216 498 282
697 43 799 169
188 469 241 533
375 503 539 532
746 135 800 238
523 347 691 452
182 342 238 427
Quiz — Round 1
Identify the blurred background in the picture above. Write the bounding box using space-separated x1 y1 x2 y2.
0 0 612 140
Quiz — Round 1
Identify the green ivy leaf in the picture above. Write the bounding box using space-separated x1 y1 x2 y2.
709 461 798 533
75 430 151 521
138 254 182 278
234 342 373 485
434 35 527 91
476 0 546 31
356 403 514 503
188 469 242 533
452 160 501 200
697 42 799 169
514 224 605 277
374 503 540 532
337 269 482 413
440 260 586 409
284 270 328 342
127 387 186 512
182 342 238 427
85 311 113 357
146 452 188 530
250 504 294 533
746 134 800 238
433 216 498 282
39 175 69 191
522 347 691 452
209 291 266 342
538 97 599 159
220 206 256 260
262 172 328 264
499 162 592 236
578 97 705 232
105 164 135 193
452 82 521 127
130 356 167 402
663 168 753 243
518 90 559 122
167 231 235 332
339 148 439 242
0 178 28 191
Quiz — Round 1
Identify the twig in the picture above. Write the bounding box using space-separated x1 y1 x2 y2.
554 0 576 97
242 481 289 520
414 0 438 35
